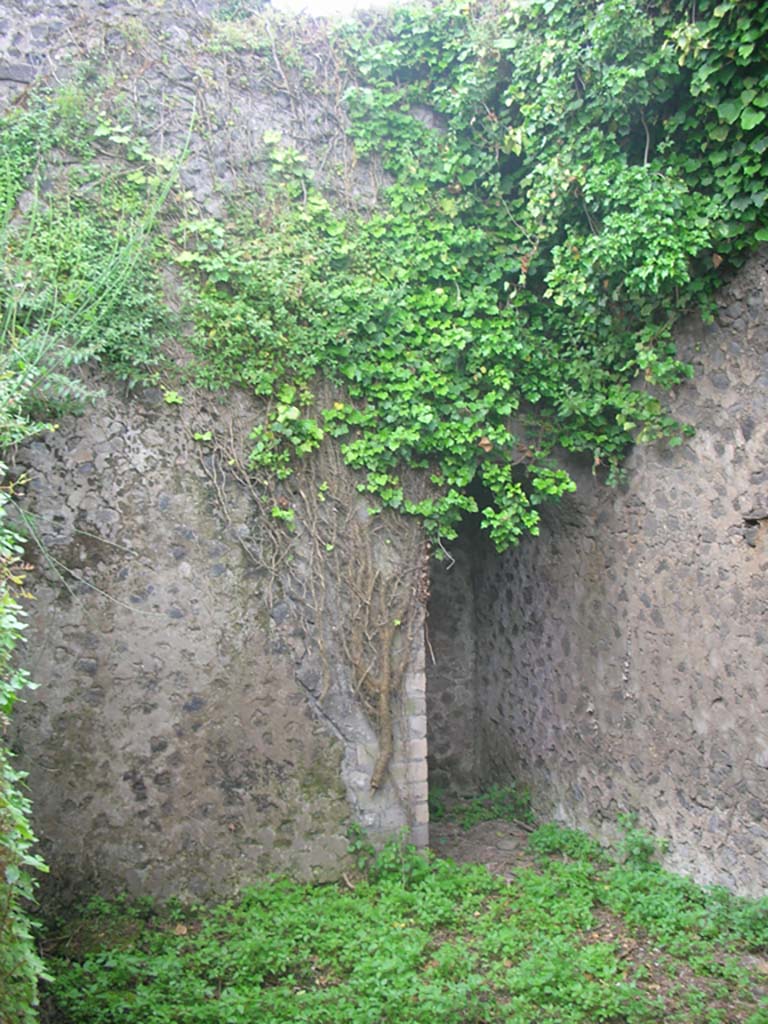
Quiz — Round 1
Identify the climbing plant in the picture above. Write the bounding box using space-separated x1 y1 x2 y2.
6 2 766 552
171 0 768 550
0 479 48 1024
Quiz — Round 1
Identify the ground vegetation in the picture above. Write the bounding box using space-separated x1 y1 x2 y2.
46 820 768 1023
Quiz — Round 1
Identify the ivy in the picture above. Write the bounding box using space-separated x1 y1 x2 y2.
5 3 767 553
174 0 766 549
0 480 49 1024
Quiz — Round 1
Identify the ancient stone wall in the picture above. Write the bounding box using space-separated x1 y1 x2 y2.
2 0 428 905
426 542 480 796
0 0 380 214
470 248 768 895
5 0 768 903
11 382 428 904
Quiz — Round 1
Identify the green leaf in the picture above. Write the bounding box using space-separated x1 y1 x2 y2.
717 99 742 124
740 107 766 131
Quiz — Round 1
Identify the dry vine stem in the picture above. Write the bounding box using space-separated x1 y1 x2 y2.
291 425 428 790
181 385 431 791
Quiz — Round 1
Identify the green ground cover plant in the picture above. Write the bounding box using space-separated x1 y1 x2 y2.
429 783 534 828
47 824 768 1024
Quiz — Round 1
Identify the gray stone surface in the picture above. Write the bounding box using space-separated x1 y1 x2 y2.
0 0 381 210
1 0 425 906
468 248 768 896
4 0 768 902
11 383 427 905
426 542 480 795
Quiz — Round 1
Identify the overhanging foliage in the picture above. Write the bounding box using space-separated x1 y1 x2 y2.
179 0 767 548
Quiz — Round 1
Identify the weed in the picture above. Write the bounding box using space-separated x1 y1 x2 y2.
442 784 534 830
616 812 669 869
50 824 768 1024
428 785 447 821
528 823 604 863
346 821 376 873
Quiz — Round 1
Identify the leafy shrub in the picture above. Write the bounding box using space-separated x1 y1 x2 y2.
528 823 604 863
0 480 48 1023
616 812 669 870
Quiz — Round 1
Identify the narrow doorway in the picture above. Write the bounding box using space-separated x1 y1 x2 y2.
425 529 483 801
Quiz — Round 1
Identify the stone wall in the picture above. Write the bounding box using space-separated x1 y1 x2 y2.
2 0 428 905
469 248 768 895
5 0 768 902
0 0 380 214
11 384 428 904
426 542 479 796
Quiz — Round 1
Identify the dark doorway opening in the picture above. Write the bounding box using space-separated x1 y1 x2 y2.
425 508 489 801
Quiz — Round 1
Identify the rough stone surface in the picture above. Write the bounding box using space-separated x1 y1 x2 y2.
1 0 426 907
0 0 381 210
467 248 768 897
11 383 427 905
4 0 768 902
426 544 480 796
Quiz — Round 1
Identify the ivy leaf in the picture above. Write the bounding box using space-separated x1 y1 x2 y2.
740 107 766 131
717 99 742 124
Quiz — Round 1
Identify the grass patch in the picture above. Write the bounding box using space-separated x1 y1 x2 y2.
46 825 768 1024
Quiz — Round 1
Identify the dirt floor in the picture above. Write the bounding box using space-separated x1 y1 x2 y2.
430 818 540 879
